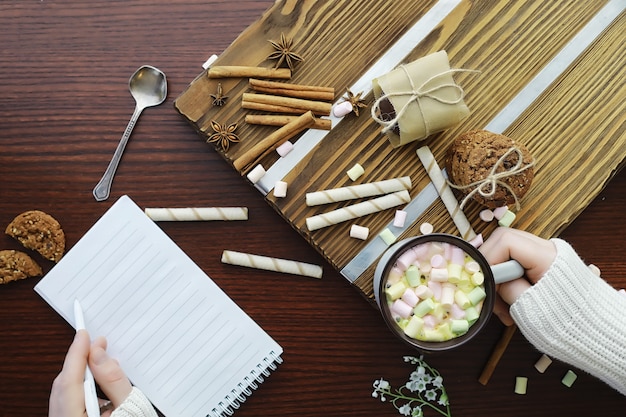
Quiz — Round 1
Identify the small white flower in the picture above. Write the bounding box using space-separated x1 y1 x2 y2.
398 404 412 416
424 389 437 401
432 375 444 388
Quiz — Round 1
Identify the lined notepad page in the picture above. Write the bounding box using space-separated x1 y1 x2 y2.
35 195 282 417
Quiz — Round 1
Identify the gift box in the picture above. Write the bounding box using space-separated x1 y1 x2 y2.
371 51 474 147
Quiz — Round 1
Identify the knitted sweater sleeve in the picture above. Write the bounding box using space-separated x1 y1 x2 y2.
510 238 626 395
111 387 158 417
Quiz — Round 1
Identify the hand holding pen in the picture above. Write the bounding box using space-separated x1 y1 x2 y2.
48 302 134 417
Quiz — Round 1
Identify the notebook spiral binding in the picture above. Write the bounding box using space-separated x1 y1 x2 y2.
207 350 283 417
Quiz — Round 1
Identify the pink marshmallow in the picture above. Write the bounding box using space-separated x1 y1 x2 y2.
401 288 419 307
450 303 467 319
450 246 465 265
397 249 418 271
428 281 442 300
493 205 509 220
468 233 483 248
430 254 446 268
422 314 439 329
391 299 413 319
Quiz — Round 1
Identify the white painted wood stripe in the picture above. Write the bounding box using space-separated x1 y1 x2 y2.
341 0 624 282
254 0 463 193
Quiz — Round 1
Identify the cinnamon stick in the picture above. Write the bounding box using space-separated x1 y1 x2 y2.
478 324 517 385
242 93 332 116
241 101 307 115
233 111 316 172
249 79 335 101
207 66 291 79
245 114 331 130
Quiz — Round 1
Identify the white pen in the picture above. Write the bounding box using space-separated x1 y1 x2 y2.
74 299 100 417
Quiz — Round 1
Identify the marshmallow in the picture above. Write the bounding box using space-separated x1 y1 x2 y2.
349 224 369 240
401 288 419 307
403 315 424 339
451 319 469 334
385 281 407 300
479 209 495 222
514 376 528 395
465 261 481 274
413 298 435 317
414 285 433 299
346 163 364 181
562 370 578 387
393 210 408 227
454 290 472 309
379 228 396 245
467 286 487 305
405 265 421 287
468 233 484 248
430 254 446 268
428 281 442 300
274 180 288 198
493 206 509 220
497 209 516 227
440 283 455 309
246 164 266 184
430 267 449 282
465 306 479 324
419 222 434 235
276 140 294 157
534 354 553 373
333 100 353 117
447 263 463 283
397 249 418 270
391 299 413 318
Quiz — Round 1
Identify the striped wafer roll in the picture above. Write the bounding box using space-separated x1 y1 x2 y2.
221 250 323 279
144 207 248 221
416 146 476 240
305 190 411 231
305 176 412 206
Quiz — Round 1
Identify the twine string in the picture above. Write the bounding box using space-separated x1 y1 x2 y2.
447 147 535 210
371 67 480 137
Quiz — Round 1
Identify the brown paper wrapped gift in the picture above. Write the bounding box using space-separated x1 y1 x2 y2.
371 51 476 147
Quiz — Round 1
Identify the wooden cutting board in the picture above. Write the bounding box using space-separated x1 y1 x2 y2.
175 0 625 304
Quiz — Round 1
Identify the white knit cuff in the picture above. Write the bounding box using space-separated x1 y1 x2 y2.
510 238 626 395
111 387 158 417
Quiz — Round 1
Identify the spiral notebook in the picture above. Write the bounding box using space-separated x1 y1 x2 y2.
34 195 283 417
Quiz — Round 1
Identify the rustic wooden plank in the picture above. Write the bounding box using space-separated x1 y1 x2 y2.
175 0 624 302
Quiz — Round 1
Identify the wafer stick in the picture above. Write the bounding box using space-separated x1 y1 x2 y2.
306 190 411 231
242 93 332 116
416 146 476 241
249 79 335 101
221 250 323 279
145 207 248 221
245 114 331 130
478 324 517 385
306 176 412 206
207 66 291 79
233 111 315 172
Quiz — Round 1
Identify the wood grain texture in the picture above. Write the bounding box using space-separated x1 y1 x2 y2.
1 1 625 417
175 0 625 300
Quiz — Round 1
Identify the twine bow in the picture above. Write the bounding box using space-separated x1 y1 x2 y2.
448 147 535 210
371 66 480 137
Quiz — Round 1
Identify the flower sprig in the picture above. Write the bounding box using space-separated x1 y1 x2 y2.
372 356 451 417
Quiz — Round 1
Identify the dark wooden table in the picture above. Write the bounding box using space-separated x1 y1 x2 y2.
1 2 624 416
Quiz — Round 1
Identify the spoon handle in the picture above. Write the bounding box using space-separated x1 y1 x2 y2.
93 105 144 201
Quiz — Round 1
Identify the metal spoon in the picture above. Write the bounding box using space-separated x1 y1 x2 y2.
93 65 167 201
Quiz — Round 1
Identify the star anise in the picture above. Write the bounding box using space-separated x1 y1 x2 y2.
267 32 303 71
344 89 368 116
210 83 228 106
207 120 239 152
